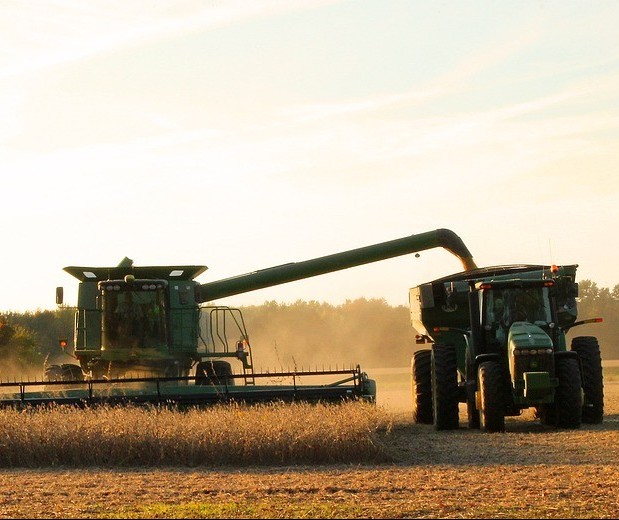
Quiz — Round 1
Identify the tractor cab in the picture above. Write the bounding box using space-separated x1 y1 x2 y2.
477 279 557 353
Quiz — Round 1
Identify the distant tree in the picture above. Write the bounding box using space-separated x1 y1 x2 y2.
2 308 74 358
240 298 416 369
0 317 44 377
571 280 619 360
0 309 74 378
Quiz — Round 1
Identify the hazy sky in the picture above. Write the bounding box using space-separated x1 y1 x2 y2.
1 0 618 313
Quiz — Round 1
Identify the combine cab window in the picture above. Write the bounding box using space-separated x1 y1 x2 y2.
102 288 167 348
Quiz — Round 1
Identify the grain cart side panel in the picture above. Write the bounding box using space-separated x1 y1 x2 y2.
410 279 472 373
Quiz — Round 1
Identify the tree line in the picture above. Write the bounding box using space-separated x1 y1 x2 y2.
0 280 617 378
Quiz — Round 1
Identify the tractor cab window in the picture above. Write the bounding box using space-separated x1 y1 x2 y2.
482 285 552 345
101 285 167 348
484 286 551 330
502 287 551 326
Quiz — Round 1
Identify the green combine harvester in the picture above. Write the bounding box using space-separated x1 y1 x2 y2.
0 228 477 408
409 264 604 432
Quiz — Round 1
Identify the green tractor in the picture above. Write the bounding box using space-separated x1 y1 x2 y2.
410 264 604 432
1 228 477 407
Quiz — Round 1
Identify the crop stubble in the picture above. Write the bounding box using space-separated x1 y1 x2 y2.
0 382 618 518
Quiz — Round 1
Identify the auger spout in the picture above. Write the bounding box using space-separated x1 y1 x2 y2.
197 228 476 303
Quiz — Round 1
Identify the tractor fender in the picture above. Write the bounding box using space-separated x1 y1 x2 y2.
473 353 502 370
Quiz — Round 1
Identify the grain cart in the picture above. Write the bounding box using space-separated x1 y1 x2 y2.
410 264 604 432
0 228 477 407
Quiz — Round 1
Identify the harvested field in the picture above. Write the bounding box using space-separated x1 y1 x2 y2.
1 367 618 519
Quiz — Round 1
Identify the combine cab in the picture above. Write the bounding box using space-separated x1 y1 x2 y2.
1 228 477 408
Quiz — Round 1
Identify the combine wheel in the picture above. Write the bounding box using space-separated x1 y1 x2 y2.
571 336 604 424
195 360 235 386
431 344 459 430
411 349 433 424
60 364 85 381
554 356 582 429
44 364 63 382
478 361 505 433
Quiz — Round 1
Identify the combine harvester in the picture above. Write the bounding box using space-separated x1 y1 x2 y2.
0 228 477 407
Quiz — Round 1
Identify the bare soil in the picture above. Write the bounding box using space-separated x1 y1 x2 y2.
1 382 618 518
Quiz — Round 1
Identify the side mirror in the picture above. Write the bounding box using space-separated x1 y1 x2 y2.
56 287 64 305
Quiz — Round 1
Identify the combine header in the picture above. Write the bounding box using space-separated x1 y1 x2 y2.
0 228 477 407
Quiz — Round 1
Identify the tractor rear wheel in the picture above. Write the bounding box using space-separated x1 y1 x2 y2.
571 336 604 424
411 349 433 424
554 356 582 429
431 344 459 430
195 360 235 386
478 361 505 433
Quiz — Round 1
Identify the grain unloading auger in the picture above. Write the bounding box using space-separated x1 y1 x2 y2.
0 228 476 407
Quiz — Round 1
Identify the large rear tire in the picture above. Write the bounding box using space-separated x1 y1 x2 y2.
554 356 582 429
411 349 433 424
478 361 505 433
431 344 459 430
571 336 604 424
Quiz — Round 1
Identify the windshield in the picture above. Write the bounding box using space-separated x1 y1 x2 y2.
102 288 167 348
484 286 552 328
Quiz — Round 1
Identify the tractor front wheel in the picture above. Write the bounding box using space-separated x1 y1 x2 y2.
478 361 505 433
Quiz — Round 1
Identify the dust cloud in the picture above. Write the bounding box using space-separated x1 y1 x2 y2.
241 301 416 372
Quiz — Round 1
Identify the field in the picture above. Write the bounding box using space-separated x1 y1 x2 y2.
1 364 618 519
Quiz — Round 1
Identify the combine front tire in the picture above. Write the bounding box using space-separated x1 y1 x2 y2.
60 364 85 381
411 349 433 424
431 344 459 430
571 336 604 424
44 364 63 382
554 356 582 429
478 361 505 433
195 360 235 386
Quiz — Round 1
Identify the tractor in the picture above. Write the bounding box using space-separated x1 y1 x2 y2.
409 264 604 432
